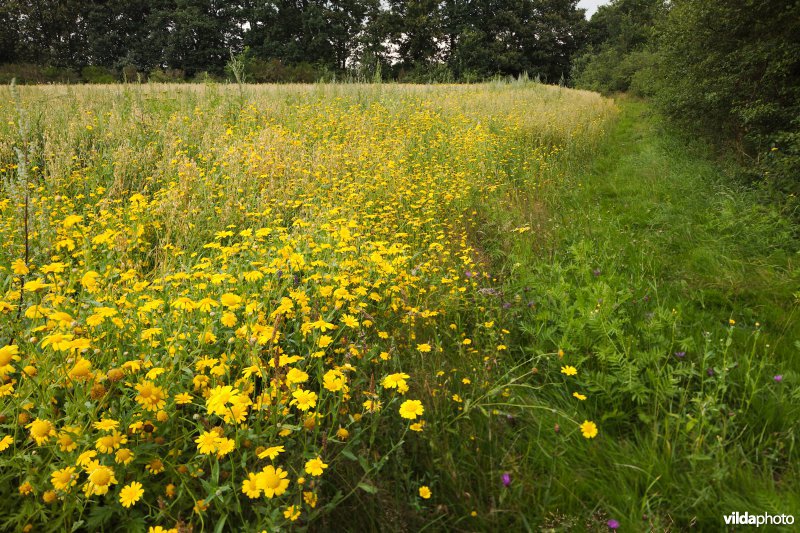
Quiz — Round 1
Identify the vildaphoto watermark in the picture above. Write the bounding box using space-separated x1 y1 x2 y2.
724 512 795 527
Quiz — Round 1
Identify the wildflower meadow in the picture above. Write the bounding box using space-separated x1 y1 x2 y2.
1 82 798 531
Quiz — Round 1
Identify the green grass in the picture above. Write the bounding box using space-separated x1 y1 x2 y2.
417 98 800 531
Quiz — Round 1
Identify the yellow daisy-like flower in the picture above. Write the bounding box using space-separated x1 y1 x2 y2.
322 369 347 392
284 505 301 521
27 418 55 445
0 434 13 451
257 465 290 498
399 400 424 420
257 445 285 460
572 392 587 401
84 463 117 496
560 365 577 376
135 381 167 412
382 372 410 390
416 343 432 353
51 467 78 491
216 438 235 457
195 431 220 454
290 389 317 411
304 457 328 477
119 481 144 508
241 472 261 499
92 419 119 431
419 486 432 499
174 392 193 405
115 448 134 465
580 420 598 439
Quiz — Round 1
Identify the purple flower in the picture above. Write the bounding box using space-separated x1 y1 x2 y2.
465 271 474 278
607 519 620 529
501 472 511 487
707 368 715 377
502 302 512 309
774 375 783 383
675 351 686 358
593 268 601 277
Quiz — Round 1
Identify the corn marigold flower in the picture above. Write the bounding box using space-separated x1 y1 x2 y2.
284 505 301 521
27 418 55 445
51 467 78 491
419 486 432 499
242 472 262 499
195 431 220 454
257 465 290 498
0 435 13 451
580 420 598 439
560 365 577 376
257 445 285 460
399 400 424 420
84 463 117 496
304 457 328 476
135 381 167 411
290 389 317 411
119 481 144 508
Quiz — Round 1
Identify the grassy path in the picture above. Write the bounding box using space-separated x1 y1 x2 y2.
481 98 800 529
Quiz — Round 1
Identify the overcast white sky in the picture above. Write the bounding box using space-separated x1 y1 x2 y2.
578 0 610 18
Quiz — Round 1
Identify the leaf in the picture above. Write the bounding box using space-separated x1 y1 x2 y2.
357 482 378 494
214 514 228 533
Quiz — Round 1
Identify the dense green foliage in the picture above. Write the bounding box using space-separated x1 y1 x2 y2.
574 0 800 199
0 0 586 82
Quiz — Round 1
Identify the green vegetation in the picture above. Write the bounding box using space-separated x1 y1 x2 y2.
573 0 800 199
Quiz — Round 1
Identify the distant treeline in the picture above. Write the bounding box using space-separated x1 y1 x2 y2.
573 0 800 199
0 0 587 83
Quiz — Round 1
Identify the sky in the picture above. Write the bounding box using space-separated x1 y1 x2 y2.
578 0 611 18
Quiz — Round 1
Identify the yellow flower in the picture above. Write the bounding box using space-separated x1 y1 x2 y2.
135 381 167 411
84 463 117 496
0 344 19 366
416 343 431 353
195 431 220 454
242 472 261 499
174 392 193 405
19 481 33 495
257 465 290 498
285 367 309 385
580 420 598 439
115 448 135 465
303 490 318 508
257 445 285 460
220 293 242 309
11 258 29 275
290 389 317 411
560 365 577 376
27 418 55 445
323 369 347 392
284 505 301 521
419 486 432 499
0 434 12 451
572 392 587 401
95 431 127 453
399 400 424 420
216 438 235 457
92 419 119 431
51 467 77 491
382 372 410 391
119 481 144 508
304 457 328 477
146 459 165 474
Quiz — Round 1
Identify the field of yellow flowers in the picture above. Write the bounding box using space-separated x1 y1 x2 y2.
0 82 615 531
